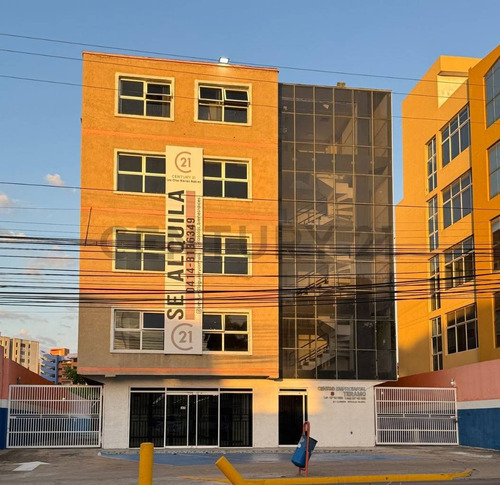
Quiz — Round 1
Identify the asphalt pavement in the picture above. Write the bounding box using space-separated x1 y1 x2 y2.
0 445 499 484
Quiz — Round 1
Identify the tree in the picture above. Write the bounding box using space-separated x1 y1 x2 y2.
63 365 87 385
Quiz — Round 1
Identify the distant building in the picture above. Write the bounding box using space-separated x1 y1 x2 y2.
50 348 70 357
0 344 52 449
0 334 39 374
40 348 78 385
40 353 59 384
58 354 78 386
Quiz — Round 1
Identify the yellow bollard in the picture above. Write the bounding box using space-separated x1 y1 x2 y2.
138 442 154 485
215 456 247 485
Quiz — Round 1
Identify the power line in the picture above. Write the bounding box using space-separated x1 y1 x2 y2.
1 178 499 215
0 31 487 88
0 47 484 105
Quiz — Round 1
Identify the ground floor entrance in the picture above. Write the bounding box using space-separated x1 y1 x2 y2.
99 378 380 449
129 389 253 448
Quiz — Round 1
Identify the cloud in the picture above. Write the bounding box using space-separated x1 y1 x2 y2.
27 245 76 272
0 310 49 325
0 193 14 208
15 329 58 348
0 228 25 239
36 335 58 348
18 328 31 338
45 174 66 186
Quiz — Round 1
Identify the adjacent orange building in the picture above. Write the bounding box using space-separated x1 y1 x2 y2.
396 45 500 450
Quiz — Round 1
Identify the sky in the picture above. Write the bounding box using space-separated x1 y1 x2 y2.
0 0 499 353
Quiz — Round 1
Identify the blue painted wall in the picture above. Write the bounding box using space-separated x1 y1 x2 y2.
458 408 500 450
0 407 7 449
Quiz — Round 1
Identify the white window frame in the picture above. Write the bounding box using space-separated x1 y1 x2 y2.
429 255 440 312
486 59 500 127
116 73 174 120
195 81 251 125
427 137 437 193
492 215 500 271
203 157 252 200
428 196 439 251
443 237 474 289
441 106 470 167
115 149 166 195
494 292 500 348
114 229 165 272
442 172 472 228
202 311 252 354
488 141 500 199
203 233 251 276
111 309 165 353
431 316 443 371
446 304 478 354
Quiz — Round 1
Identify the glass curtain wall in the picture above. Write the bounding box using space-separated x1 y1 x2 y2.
279 84 396 380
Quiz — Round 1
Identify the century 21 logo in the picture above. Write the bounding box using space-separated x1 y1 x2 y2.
175 151 192 173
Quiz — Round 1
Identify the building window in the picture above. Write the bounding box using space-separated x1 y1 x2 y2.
431 317 443 371
428 196 439 250
118 77 172 118
495 293 500 347
489 141 500 198
113 310 164 351
443 172 472 228
202 313 249 351
441 106 470 166
115 231 165 272
427 137 437 192
203 235 249 274
486 59 500 126
204 159 249 199
492 216 500 270
429 255 441 311
197 85 249 124
446 304 478 354
444 237 474 289
117 152 166 194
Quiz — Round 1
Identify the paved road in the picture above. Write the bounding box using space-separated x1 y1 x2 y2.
1 445 499 484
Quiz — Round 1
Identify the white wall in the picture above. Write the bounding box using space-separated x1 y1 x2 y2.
100 377 379 449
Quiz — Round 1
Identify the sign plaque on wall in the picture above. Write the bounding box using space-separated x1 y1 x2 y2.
318 386 367 404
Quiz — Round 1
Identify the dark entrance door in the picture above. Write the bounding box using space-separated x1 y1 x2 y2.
165 394 189 446
278 394 307 445
130 390 253 447
129 392 165 447
194 394 218 446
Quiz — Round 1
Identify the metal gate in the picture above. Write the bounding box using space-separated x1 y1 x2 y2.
7 385 102 448
375 387 458 445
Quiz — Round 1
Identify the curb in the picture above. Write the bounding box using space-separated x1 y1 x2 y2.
204 456 474 484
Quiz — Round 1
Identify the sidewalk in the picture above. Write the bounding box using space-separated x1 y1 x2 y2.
0 446 499 484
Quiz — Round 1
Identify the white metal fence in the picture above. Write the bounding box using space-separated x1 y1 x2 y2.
375 387 458 445
7 385 102 448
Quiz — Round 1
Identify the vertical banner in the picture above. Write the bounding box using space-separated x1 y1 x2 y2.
164 146 203 354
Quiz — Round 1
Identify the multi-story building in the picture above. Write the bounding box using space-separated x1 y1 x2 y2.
40 353 59 384
78 52 396 449
40 348 78 385
396 45 500 450
0 334 39 374
58 353 78 386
